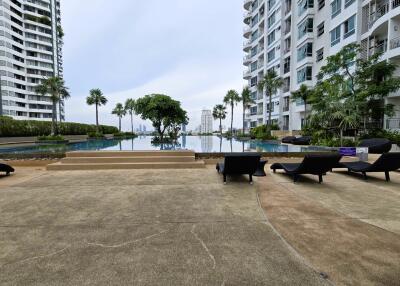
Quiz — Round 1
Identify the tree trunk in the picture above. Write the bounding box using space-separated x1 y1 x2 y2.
51 99 57 136
268 90 272 132
340 128 343 146
304 100 307 127
95 104 99 132
219 118 222 137
230 104 234 136
119 117 121 132
58 101 62 122
242 104 245 135
130 113 134 134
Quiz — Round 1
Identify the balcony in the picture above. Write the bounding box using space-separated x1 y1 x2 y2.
369 40 388 57
243 26 252 38
283 105 290 112
393 0 400 9
368 2 389 29
386 118 400 130
390 36 400 49
243 40 252 51
243 70 251 79
244 0 253 10
243 11 252 24
243 54 252 65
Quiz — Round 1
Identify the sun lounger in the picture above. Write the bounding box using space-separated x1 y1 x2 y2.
216 153 261 184
270 153 342 183
339 152 400 182
0 163 15 176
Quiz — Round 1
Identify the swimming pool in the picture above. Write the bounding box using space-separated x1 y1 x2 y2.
0 136 322 154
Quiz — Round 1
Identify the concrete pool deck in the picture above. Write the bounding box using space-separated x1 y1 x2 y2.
0 164 399 285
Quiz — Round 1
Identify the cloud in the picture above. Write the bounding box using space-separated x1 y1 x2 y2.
61 0 245 131
65 60 244 131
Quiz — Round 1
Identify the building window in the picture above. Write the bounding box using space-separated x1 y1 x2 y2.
318 0 325 10
268 0 276 10
283 57 291 73
250 106 257 116
331 0 341 18
297 66 312 83
267 49 276 62
251 76 258 87
267 30 275 45
298 0 314 17
251 30 259 42
344 0 355 8
298 18 313 39
344 15 355 38
317 22 324 37
316 48 324 62
297 42 313 62
268 11 276 27
251 62 258 72
251 47 258 56
251 14 259 27
330 25 341 46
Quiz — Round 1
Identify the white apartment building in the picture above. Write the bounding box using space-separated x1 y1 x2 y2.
243 0 400 131
0 0 64 121
201 109 213 134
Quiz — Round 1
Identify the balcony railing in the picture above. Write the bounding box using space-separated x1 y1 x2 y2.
386 118 400 130
283 106 290 112
369 40 388 56
368 2 389 28
390 36 400 49
392 0 400 8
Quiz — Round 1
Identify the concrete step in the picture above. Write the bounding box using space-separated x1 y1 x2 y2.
66 150 195 158
47 161 206 171
61 156 195 164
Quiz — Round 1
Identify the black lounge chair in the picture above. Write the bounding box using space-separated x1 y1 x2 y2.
216 153 261 184
359 138 392 154
282 136 296 144
292 136 312 146
339 152 400 182
0 163 14 176
270 153 342 183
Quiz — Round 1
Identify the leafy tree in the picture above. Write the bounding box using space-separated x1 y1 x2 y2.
223 90 240 135
125 98 136 134
86 88 107 131
241 86 254 134
35 77 70 135
134 94 188 142
112 103 126 132
291 84 313 126
258 70 283 131
212 104 227 136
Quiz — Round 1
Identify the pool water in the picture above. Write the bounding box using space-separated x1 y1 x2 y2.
0 136 319 154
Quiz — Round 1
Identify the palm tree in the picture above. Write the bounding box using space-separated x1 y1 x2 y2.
35 77 70 135
258 70 283 130
86 88 107 132
291 84 313 127
241 86 255 134
125 98 136 134
223 90 241 135
58 90 70 122
112 103 126 132
212 104 227 136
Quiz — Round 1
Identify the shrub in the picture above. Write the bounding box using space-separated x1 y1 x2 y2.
0 116 118 137
250 125 278 140
360 129 400 146
88 132 104 139
37 135 65 141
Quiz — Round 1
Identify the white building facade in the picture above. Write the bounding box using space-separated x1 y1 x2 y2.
0 0 64 121
201 109 213 134
243 0 400 131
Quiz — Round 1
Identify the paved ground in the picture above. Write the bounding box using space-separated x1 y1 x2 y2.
0 164 399 285
0 167 329 286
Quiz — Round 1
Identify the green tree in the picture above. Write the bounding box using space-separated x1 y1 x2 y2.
35 76 70 135
125 98 136 134
241 86 254 134
134 94 188 142
291 84 313 126
86 88 107 131
212 104 227 136
223 90 240 135
258 70 283 131
112 103 126 132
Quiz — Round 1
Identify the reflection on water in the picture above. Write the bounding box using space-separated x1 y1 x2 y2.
0 135 321 154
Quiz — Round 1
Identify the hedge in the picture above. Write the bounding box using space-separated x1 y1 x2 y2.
0 116 118 137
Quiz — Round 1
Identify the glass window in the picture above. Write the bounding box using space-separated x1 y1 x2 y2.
318 0 325 10
298 18 313 39
344 15 355 38
267 30 275 45
317 22 324 37
298 0 314 17
297 66 313 83
267 49 276 62
316 48 324 62
297 42 313 62
331 0 341 18
268 11 275 27
344 0 355 8
330 25 341 46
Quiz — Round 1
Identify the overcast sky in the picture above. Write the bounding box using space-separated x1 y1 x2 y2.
62 0 245 131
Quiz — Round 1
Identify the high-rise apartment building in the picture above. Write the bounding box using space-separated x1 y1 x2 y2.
0 0 64 121
243 0 400 131
201 109 213 134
